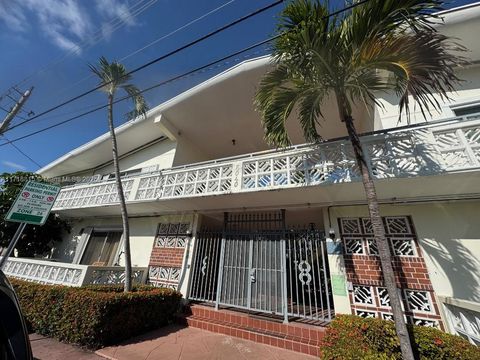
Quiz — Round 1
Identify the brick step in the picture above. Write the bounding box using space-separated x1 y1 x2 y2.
179 304 325 357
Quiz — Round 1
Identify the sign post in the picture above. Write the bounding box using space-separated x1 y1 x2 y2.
0 180 60 269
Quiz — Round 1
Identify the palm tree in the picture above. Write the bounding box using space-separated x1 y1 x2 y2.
89 57 148 292
255 1 465 358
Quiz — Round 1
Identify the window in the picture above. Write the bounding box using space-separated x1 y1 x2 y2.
452 103 480 117
80 230 122 266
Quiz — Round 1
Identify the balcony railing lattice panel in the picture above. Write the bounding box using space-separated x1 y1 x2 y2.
52 118 480 211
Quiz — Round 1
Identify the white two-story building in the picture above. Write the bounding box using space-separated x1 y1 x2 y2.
4 3 480 354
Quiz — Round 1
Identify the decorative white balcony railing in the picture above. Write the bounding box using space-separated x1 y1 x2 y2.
2 257 148 287
52 115 480 211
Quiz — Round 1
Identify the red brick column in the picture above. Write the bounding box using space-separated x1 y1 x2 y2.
148 222 190 289
339 216 443 328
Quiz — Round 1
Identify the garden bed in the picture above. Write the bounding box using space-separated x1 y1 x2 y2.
10 279 182 349
320 315 479 360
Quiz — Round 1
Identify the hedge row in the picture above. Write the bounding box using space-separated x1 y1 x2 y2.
320 315 480 360
10 279 182 349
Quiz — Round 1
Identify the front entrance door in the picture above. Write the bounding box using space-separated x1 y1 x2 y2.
217 212 287 316
218 230 285 316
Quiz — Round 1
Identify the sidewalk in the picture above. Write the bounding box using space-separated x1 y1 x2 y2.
30 334 103 360
96 324 316 360
30 325 317 360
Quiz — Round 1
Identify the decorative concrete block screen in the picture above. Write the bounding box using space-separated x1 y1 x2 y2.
148 222 190 289
339 216 443 328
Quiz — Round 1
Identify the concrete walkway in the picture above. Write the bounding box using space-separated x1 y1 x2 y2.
96 325 317 360
30 334 103 360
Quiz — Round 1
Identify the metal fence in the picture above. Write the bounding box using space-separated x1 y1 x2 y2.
286 228 332 322
188 211 333 323
188 230 222 303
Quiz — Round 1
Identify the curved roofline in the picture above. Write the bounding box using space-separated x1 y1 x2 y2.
37 55 272 175
435 2 480 25
148 55 271 117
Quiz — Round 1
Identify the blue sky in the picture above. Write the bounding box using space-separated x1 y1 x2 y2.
0 0 477 173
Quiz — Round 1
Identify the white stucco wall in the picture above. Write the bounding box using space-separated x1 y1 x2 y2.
53 215 164 267
94 138 176 174
327 201 480 315
172 135 210 167
375 65 480 129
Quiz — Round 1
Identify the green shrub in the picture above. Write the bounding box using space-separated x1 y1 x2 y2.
320 315 479 360
10 279 182 349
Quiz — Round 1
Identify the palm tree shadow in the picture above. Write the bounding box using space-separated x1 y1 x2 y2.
295 126 447 187
420 236 480 302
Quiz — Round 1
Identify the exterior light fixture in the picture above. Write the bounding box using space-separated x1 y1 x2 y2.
328 228 336 240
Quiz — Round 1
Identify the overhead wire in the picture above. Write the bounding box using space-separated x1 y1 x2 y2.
1 135 42 168
0 0 372 148
0 0 158 97
50 0 237 99
5 0 285 133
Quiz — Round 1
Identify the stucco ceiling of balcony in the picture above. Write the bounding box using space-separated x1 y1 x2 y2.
157 57 370 165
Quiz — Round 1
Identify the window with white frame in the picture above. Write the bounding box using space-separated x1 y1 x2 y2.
353 285 375 306
80 229 122 266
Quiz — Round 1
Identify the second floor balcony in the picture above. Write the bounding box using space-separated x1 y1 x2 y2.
52 114 480 216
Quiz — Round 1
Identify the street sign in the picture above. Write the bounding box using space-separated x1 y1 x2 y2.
5 180 61 225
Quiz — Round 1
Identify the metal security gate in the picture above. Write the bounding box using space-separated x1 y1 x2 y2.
249 231 285 315
188 230 222 303
188 211 333 322
286 227 332 321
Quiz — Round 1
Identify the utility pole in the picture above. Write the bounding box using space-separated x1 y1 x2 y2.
0 87 34 135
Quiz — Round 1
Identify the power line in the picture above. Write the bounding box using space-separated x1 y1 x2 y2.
1 135 42 168
0 0 158 97
5 0 284 133
0 0 372 147
0 40 274 148
49 0 237 100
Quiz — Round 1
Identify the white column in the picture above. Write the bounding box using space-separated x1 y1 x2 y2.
322 207 352 314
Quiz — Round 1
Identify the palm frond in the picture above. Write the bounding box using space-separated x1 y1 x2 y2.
121 84 149 120
298 87 326 143
348 29 467 121
255 0 466 146
89 56 132 94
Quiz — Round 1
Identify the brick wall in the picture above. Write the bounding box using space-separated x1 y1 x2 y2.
148 222 190 289
339 216 443 328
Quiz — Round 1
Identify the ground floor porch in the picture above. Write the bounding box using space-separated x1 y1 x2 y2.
5 199 480 351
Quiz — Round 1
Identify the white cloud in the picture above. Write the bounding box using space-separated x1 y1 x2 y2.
0 1 27 32
0 0 140 53
101 22 114 41
27 0 92 52
0 0 92 53
95 0 137 27
2 161 26 171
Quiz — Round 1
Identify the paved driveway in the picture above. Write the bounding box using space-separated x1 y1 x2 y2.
96 325 316 360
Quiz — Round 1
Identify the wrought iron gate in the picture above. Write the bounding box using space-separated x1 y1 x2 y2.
188 230 222 303
188 211 333 322
286 227 332 321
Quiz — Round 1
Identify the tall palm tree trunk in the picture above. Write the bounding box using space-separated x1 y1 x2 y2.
336 95 414 360
107 94 132 292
